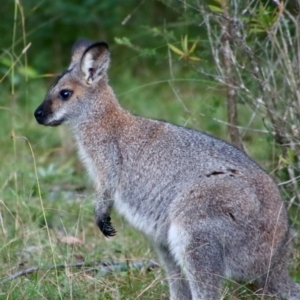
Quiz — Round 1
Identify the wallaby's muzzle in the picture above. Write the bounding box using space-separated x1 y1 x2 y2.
34 103 63 126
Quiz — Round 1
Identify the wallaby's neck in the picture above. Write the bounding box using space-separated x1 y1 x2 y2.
70 83 133 139
70 84 134 185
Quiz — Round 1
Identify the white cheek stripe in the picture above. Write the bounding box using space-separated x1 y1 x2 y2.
47 107 67 123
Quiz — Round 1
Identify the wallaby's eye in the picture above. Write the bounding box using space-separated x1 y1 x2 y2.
59 89 73 100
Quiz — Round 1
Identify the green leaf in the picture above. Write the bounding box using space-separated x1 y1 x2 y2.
182 35 188 53
189 40 199 54
249 27 266 34
0 57 12 68
279 155 289 166
114 37 133 47
287 149 295 164
188 56 201 62
168 44 185 56
208 5 223 13
18 66 38 78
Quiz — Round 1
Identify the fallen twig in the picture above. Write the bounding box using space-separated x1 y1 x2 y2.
0 259 159 283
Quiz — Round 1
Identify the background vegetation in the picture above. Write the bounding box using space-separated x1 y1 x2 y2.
0 0 299 299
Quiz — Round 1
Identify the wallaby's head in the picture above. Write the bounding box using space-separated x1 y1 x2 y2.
34 39 110 126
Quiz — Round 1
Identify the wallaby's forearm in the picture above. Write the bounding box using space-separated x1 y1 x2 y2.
95 193 115 238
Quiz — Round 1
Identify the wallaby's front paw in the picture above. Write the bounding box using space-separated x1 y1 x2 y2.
96 215 116 238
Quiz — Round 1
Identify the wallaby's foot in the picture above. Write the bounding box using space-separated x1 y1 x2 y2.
96 214 116 238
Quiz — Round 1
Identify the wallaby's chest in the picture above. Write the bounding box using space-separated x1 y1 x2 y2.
77 143 97 176
76 135 121 191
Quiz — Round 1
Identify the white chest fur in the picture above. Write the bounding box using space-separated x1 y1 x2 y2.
113 191 158 239
77 141 102 190
114 192 164 241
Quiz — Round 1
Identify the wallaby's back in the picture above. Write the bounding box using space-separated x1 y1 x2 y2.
113 116 289 274
34 39 300 300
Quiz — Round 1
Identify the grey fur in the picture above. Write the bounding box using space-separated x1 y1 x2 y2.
34 40 300 300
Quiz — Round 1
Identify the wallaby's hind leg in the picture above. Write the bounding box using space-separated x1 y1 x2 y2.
169 224 224 300
155 244 192 300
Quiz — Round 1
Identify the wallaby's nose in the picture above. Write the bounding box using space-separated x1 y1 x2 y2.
34 108 45 123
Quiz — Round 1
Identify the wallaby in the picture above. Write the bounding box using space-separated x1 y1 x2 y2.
34 39 300 300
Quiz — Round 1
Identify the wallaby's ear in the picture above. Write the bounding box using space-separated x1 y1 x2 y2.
71 39 93 65
80 42 110 85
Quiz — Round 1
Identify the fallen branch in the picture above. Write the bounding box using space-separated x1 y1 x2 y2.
0 259 159 283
